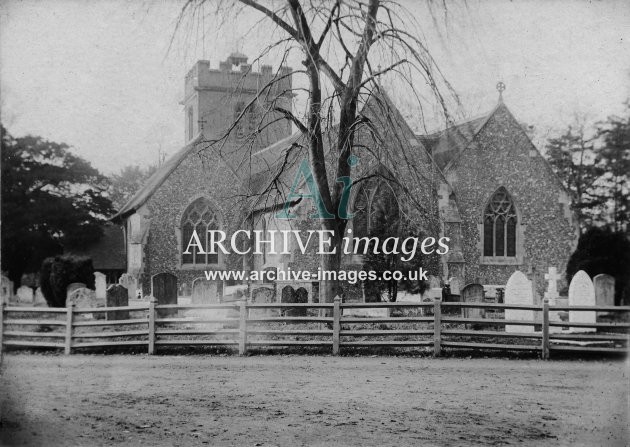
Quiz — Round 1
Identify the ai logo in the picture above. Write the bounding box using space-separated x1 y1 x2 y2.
276 155 359 220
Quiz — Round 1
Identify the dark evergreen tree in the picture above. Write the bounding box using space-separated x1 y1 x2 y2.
566 227 630 305
1 126 114 288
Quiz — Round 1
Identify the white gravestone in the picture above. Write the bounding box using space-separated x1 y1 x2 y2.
94 272 107 302
504 271 534 333
568 270 596 333
593 274 615 308
448 277 461 295
544 267 565 333
119 273 138 301
34 287 47 307
17 286 34 304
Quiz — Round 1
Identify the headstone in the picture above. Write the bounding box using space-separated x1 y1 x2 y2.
94 272 107 303
66 287 98 308
34 287 47 307
180 282 192 297
106 284 129 320
593 274 615 308
192 279 218 304
67 282 86 298
281 285 297 316
1 275 13 304
504 271 534 333
448 277 461 296
544 267 565 333
251 287 274 303
461 283 485 321
568 270 596 333
119 273 138 301
425 288 442 301
17 286 34 304
152 272 178 316
294 287 308 316
428 275 441 289
544 267 562 301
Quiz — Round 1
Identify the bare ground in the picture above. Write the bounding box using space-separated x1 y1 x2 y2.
0 353 627 447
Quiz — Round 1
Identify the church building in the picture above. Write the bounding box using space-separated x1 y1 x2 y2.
111 53 579 302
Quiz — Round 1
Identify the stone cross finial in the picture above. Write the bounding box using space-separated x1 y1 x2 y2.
496 81 506 101
544 267 561 299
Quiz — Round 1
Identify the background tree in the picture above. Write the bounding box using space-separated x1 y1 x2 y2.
1 126 114 288
40 255 96 307
176 0 457 302
546 103 629 232
545 123 603 230
595 103 630 232
566 227 630 305
108 164 157 210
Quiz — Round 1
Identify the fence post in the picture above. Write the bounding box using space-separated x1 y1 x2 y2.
542 298 550 360
433 298 441 357
0 302 5 364
64 303 74 355
148 297 156 355
332 295 341 355
239 300 248 355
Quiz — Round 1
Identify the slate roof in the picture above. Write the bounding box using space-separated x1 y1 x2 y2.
417 108 496 170
110 133 204 222
110 90 452 222
69 224 126 271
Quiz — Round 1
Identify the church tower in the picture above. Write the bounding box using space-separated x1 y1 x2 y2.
182 53 293 152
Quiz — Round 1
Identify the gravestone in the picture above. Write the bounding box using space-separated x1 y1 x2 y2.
67 282 86 298
461 283 485 321
192 279 218 304
448 277 461 296
568 270 596 333
66 287 98 309
17 286 34 304
94 272 107 304
119 273 138 301
106 284 129 320
293 287 308 316
252 287 274 303
281 285 297 316
593 274 615 308
1 275 13 304
428 275 441 289
34 287 47 307
544 266 566 333
152 272 178 316
504 271 534 333
179 282 192 297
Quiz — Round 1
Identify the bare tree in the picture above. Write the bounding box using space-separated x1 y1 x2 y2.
175 0 458 302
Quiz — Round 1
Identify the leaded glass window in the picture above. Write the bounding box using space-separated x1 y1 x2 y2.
483 188 517 257
181 198 219 265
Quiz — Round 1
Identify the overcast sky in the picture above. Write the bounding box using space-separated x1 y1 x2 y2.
1 0 629 174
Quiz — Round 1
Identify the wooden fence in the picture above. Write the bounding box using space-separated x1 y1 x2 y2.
1 298 628 361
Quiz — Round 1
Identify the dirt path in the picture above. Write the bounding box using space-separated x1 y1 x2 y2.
1 354 627 446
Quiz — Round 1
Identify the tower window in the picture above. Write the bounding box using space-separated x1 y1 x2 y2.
187 107 194 140
483 187 517 257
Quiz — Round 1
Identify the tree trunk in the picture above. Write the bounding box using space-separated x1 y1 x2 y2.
320 219 343 303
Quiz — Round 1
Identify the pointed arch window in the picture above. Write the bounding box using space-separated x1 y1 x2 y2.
181 198 219 266
483 188 517 257
352 182 400 239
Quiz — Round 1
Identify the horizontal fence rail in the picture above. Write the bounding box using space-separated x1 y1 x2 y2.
1 298 628 361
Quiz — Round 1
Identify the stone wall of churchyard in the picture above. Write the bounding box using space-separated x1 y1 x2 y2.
140 147 248 295
447 105 578 290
